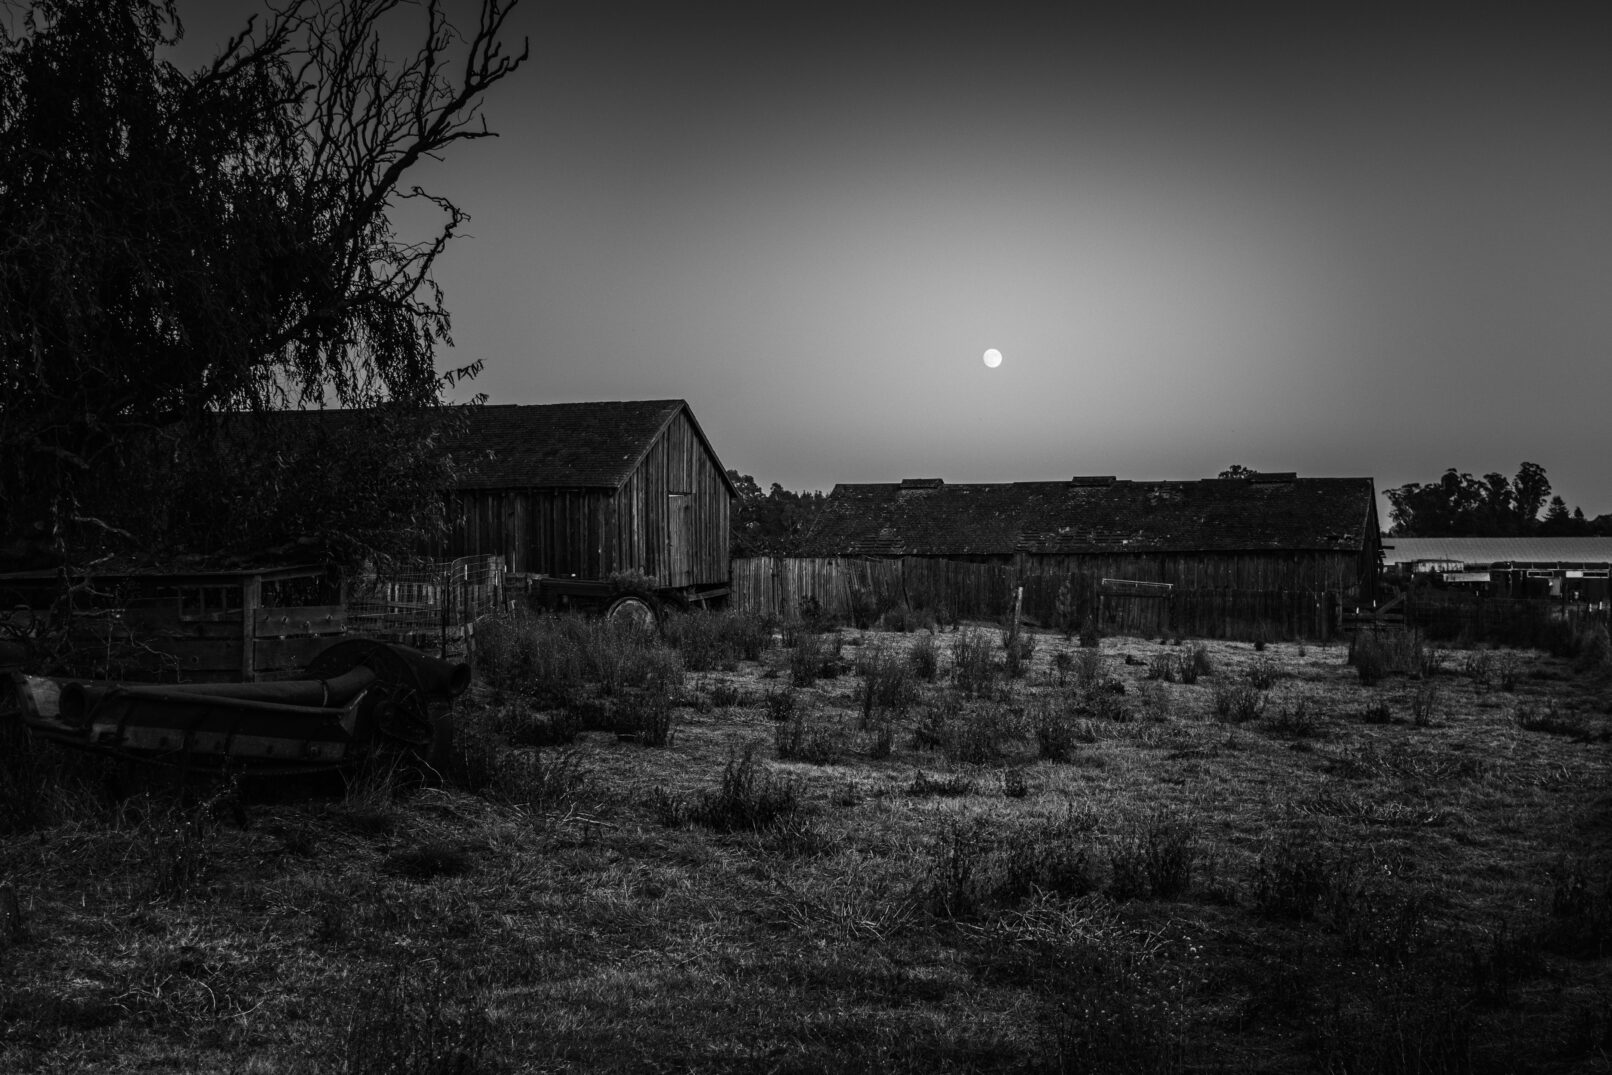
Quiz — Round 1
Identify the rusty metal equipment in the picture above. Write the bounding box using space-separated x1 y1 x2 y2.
0 639 469 775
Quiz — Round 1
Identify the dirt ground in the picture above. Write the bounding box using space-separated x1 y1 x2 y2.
3 621 1612 1073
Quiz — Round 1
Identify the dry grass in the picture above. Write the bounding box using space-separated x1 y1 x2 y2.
3 620 1612 1073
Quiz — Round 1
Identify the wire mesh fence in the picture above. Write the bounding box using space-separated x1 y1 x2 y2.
346 555 508 657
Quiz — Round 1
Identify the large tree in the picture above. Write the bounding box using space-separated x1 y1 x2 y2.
0 0 525 567
1386 461 1562 537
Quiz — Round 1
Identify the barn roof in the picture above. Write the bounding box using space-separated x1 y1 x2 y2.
797 475 1378 556
1382 536 1612 568
448 400 736 495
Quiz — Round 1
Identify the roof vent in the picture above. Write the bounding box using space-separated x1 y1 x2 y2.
899 478 944 490
1068 475 1116 487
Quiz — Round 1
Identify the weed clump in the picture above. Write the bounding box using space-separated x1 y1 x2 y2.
775 710 842 765
908 631 940 681
951 628 997 696
690 745 800 832
1211 679 1266 723
1107 810 1200 901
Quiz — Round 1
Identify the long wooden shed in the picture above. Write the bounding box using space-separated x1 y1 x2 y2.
444 400 735 599
739 472 1381 639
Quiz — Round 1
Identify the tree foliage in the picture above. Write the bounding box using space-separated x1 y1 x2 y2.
1386 462 1607 537
0 0 525 568
727 471 827 557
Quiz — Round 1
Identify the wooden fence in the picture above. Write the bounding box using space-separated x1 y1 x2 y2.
1405 589 1610 646
732 557 1340 641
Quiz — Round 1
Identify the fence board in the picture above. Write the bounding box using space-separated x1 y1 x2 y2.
733 557 1339 640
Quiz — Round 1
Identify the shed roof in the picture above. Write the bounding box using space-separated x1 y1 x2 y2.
1381 536 1612 568
448 400 735 495
797 476 1378 556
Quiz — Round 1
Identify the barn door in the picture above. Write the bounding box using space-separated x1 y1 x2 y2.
667 494 693 587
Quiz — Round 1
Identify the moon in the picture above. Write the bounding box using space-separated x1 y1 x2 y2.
983 348 1003 368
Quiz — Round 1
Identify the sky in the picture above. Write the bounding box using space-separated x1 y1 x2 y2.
169 3 1611 519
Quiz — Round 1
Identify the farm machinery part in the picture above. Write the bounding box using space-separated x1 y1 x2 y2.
0 639 470 776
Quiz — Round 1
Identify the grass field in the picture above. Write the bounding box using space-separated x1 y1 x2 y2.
3 611 1612 1073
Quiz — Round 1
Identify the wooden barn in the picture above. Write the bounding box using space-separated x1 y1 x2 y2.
444 401 735 603
736 472 1381 639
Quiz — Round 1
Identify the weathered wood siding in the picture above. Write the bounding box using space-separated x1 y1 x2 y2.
446 408 730 587
734 550 1370 640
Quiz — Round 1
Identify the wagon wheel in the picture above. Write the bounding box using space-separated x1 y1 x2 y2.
304 640 432 749
605 593 659 631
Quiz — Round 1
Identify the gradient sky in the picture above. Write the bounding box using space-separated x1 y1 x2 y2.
171 3 1611 519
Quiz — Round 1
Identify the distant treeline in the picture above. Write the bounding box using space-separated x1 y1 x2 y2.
1384 462 1611 538
726 471 828 557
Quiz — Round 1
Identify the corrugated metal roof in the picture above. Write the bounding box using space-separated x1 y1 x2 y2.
1381 537 1612 567
797 477 1378 556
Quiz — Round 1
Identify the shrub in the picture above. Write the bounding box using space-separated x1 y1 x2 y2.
988 813 1103 903
790 632 826 687
775 711 841 765
690 745 800 832
1410 681 1439 727
1348 631 1389 687
865 721 893 760
1073 648 1105 691
1244 656 1282 690
1002 629 1037 679
908 631 940 681
1033 698 1080 761
924 818 988 918
612 687 676 746
1107 811 1199 900
1248 829 1363 923
1146 652 1176 682
1177 643 1212 684
943 702 1018 765
880 603 933 633
1211 679 1266 723
1462 648 1495 690
1055 576 1077 639
1264 689 1320 737
490 747 593 813
951 628 997 696
1135 680 1172 723
762 688 798 723
1494 651 1523 692
857 646 917 724
1078 618 1101 649
1574 622 1611 675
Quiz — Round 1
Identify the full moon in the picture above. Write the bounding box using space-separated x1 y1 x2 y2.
983 348 1003 368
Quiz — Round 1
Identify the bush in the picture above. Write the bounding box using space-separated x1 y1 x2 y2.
1177 643 1212 684
1244 656 1282 690
775 710 841 765
762 688 798 723
1107 811 1199 901
857 646 918 723
1264 689 1320 737
1146 652 1177 682
1073 648 1105 691
907 770 976 797
490 747 593 813
1248 829 1363 923
1410 681 1439 727
1002 629 1037 679
1211 679 1266 723
908 631 940 681
1033 698 1080 761
950 629 997 696
942 702 1018 765
690 745 800 832
1078 618 1102 649
612 687 677 746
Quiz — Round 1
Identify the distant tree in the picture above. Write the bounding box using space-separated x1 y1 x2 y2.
727 471 826 557
1387 462 1560 537
1218 465 1256 479
0 0 525 568
1538 496 1582 537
